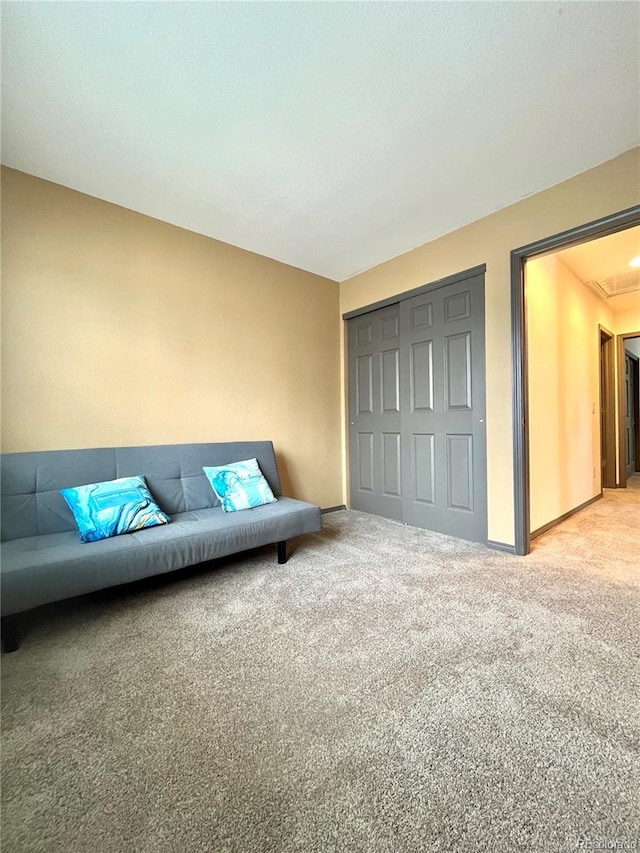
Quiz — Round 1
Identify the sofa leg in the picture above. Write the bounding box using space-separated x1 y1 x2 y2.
277 541 287 564
1 615 20 653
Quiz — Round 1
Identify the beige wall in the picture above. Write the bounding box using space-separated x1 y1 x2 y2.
3 152 639 535
1 168 343 508
526 254 614 533
340 148 640 545
615 309 640 336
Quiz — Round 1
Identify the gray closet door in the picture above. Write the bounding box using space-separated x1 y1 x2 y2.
348 271 487 543
399 274 487 541
348 304 403 521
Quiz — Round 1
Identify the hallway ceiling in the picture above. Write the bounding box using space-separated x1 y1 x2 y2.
2 2 639 281
555 226 640 309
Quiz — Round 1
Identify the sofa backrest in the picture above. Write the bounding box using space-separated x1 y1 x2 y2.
1 441 282 541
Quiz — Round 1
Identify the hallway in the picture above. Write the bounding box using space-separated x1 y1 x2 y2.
531 474 640 582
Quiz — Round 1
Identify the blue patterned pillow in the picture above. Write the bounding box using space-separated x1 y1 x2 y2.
203 458 277 512
61 475 170 543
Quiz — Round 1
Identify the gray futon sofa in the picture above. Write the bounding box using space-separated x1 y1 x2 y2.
1 441 322 651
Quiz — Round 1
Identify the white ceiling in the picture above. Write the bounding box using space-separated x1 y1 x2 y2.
2 2 639 281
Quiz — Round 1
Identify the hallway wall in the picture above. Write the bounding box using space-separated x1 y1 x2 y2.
526 254 616 533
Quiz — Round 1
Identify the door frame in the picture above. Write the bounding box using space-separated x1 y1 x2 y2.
599 326 617 490
511 204 640 556
618 333 640 484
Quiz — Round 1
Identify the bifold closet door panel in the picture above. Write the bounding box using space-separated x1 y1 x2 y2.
400 275 487 542
348 304 403 521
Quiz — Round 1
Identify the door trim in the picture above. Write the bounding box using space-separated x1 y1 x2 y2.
342 264 486 320
511 204 640 556
599 326 616 490
618 333 640 486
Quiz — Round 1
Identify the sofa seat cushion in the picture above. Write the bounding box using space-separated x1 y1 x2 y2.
1 498 321 616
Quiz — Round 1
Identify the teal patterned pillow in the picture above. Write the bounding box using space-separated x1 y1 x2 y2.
61 475 170 543
203 458 277 512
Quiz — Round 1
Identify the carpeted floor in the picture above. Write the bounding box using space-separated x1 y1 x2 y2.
2 481 639 852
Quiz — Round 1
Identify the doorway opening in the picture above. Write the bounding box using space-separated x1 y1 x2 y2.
511 204 640 555
619 333 640 484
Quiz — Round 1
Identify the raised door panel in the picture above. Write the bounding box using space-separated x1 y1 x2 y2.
382 433 402 497
382 314 400 339
412 433 435 505
445 332 472 411
444 290 471 323
356 433 374 493
356 354 373 414
356 322 372 347
411 301 433 330
381 349 400 414
411 340 434 413
446 434 474 512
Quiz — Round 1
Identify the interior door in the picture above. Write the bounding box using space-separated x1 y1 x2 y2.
599 330 616 489
348 271 487 543
627 354 637 479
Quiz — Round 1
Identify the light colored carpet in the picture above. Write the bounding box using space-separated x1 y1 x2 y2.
2 482 639 852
